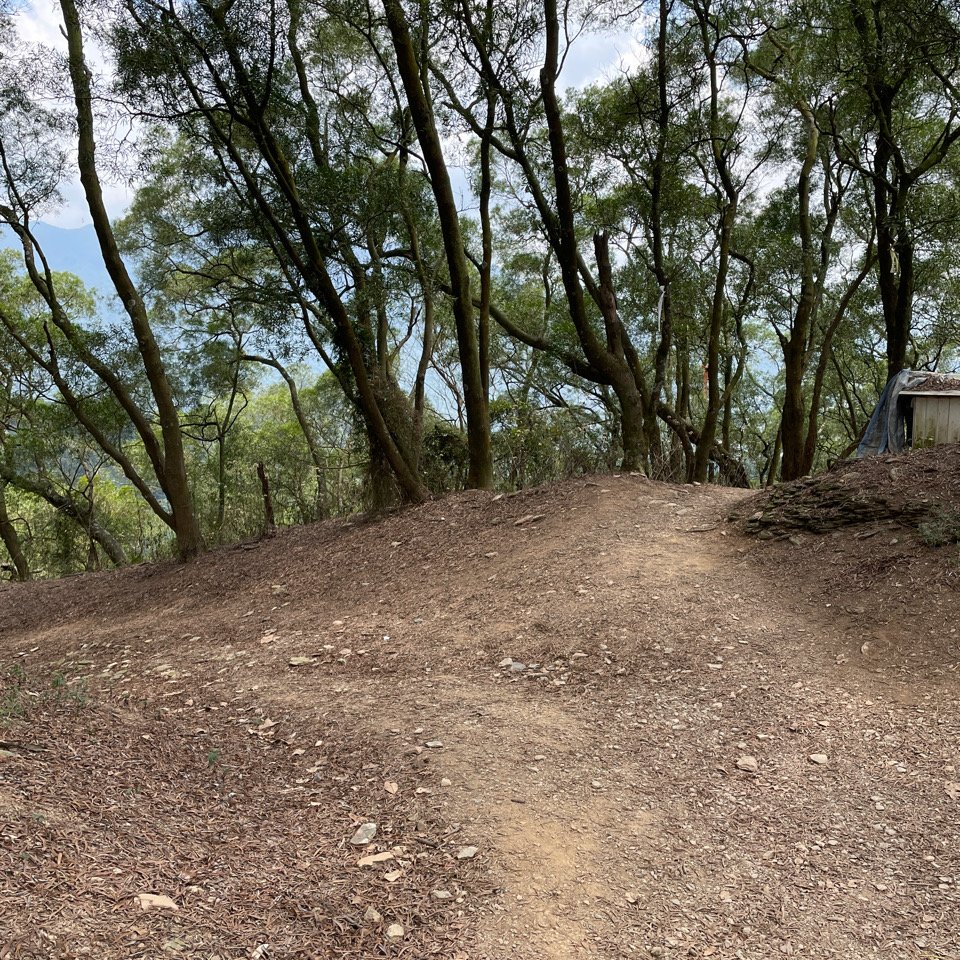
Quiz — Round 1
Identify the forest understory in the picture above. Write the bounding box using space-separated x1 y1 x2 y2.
1 460 958 959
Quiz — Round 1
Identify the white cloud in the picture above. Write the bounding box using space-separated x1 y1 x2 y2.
561 23 652 91
13 0 66 52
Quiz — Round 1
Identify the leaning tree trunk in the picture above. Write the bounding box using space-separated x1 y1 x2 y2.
61 0 202 560
0 463 127 567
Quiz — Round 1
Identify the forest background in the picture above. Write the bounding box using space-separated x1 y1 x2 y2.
1 0 959 577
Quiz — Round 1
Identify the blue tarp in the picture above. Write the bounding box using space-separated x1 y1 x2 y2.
856 370 929 458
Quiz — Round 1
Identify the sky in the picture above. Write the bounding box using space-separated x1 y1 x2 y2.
11 0 647 231
13 0 137 228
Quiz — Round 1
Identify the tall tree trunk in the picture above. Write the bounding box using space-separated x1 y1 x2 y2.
60 0 202 561
0 481 29 581
593 232 649 470
694 239 731 483
383 0 493 489
692 0 740 483
645 0 675 478
779 332 808 481
886 229 914 377
779 107 825 481
256 462 277 537
800 243 876 474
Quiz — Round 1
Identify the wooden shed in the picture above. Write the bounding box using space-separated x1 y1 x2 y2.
901 376 960 448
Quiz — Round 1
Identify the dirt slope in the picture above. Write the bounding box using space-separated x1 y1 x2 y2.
1 474 958 960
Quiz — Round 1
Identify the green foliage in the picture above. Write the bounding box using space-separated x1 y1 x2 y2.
0 662 91 726
50 671 88 707
0 662 27 721
918 509 960 547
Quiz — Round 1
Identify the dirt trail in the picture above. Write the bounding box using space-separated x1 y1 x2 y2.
1 475 958 959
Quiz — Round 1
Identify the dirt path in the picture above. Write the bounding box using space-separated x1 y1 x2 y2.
1 475 958 959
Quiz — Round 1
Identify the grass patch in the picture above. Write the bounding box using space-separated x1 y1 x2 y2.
0 662 27 721
918 508 960 547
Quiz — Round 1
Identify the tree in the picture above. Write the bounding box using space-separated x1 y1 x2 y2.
828 0 960 378
382 0 493 488
0 2 203 560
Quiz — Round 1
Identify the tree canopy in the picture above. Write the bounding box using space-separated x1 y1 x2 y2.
1 0 959 577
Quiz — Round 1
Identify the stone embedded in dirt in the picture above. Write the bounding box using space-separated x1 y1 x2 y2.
440 777 452 787
514 513 546 526
736 755 759 773
136 893 178 912
288 656 316 666
424 740 444 749
946 782 960 800
456 845 479 860
509 662 527 672
364 906 382 924
591 779 602 789
350 822 377 845
432 889 453 900
0 749 15 761
358 851 394 867
498 657 513 667
386 923 405 940
809 753 829 765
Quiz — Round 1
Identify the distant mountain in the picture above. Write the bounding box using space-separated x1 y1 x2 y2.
0 222 115 299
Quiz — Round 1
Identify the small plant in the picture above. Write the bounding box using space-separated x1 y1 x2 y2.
1 663 28 721
207 748 223 768
50 670 90 708
918 508 960 547
50 671 89 708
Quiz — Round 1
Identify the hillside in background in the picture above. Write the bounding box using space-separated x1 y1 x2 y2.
1 470 958 958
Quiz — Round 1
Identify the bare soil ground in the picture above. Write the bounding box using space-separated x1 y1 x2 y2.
1 467 958 960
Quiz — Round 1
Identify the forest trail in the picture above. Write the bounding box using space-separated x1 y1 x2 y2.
1 474 958 959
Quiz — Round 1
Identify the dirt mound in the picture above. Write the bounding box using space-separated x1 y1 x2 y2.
2 474 959 960
731 444 960 538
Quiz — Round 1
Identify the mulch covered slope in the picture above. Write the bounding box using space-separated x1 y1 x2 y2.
1 474 958 960
0 672 476 959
